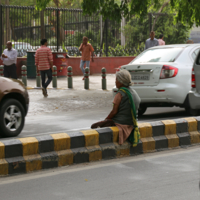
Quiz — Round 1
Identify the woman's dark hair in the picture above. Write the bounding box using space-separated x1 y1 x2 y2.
159 34 163 39
41 39 47 45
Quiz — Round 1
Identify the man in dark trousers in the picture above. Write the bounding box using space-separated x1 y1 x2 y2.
35 39 54 97
0 41 18 79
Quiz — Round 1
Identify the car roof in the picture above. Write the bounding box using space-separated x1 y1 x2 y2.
149 43 200 50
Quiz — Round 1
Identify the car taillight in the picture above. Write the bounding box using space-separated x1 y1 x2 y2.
192 68 196 88
116 66 122 72
160 65 178 79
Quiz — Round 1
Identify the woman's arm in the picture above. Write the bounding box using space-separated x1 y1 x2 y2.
105 103 120 119
105 92 122 119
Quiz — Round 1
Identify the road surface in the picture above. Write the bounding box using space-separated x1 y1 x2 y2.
0 106 190 140
0 145 200 200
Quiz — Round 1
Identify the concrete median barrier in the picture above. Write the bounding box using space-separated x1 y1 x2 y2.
1 116 200 176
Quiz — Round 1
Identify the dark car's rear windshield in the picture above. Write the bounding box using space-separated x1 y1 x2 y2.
130 47 183 63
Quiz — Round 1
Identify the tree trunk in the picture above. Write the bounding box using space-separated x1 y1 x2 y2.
41 10 45 39
151 0 170 31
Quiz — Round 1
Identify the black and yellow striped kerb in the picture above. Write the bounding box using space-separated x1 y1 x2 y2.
0 117 200 176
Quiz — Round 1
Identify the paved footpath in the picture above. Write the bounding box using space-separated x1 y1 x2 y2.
0 146 200 200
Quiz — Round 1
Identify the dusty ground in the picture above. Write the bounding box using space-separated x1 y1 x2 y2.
22 74 116 116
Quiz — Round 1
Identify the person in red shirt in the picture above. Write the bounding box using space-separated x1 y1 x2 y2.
79 36 94 80
35 39 54 97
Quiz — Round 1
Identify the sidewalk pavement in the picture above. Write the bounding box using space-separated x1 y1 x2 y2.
23 74 116 91
23 74 116 116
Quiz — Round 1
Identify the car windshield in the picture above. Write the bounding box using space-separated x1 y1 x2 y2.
130 47 183 63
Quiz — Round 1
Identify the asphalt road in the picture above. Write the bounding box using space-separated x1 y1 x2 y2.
20 106 191 137
0 106 191 141
1 146 200 200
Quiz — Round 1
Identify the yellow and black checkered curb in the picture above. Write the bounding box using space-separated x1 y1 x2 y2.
1 117 200 176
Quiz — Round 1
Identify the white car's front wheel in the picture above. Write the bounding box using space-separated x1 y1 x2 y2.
0 99 25 137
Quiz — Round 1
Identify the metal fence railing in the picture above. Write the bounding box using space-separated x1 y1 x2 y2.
0 5 190 57
0 5 123 57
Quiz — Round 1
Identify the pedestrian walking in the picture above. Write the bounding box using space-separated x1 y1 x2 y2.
91 69 141 146
35 39 53 97
79 36 94 80
0 41 18 79
158 34 165 45
144 31 159 50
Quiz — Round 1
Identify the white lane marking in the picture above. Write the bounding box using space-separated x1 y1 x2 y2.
0 146 199 185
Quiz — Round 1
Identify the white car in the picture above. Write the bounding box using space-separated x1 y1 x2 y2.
188 50 200 112
113 44 200 116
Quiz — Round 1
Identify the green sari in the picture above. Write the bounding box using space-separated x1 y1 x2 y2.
119 87 140 147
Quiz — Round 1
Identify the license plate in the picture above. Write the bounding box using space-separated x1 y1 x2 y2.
131 74 150 81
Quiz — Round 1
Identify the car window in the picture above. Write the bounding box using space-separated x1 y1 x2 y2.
192 48 200 60
130 47 183 63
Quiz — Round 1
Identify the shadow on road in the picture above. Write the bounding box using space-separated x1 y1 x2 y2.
138 107 190 122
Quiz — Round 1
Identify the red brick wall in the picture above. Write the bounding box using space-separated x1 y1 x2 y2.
0 56 135 77
67 57 135 76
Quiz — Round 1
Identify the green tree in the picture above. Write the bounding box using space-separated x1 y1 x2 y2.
123 0 191 51
81 0 200 27
35 0 200 27
123 15 190 47
35 0 82 10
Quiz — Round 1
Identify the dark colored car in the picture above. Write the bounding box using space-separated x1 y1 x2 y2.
0 77 29 137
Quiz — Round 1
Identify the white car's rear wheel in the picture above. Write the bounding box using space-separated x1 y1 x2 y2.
185 107 199 116
138 105 147 116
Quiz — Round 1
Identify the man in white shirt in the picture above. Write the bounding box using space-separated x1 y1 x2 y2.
0 41 18 79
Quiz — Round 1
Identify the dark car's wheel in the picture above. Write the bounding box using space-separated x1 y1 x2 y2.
138 105 147 116
185 107 199 116
0 99 25 137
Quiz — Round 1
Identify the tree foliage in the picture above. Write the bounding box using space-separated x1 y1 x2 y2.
171 0 200 27
123 14 190 47
35 0 82 10
82 0 200 27
34 0 200 27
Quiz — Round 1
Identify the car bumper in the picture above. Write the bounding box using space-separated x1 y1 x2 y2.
188 91 200 109
112 82 188 105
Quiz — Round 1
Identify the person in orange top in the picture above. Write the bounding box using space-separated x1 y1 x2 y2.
79 36 94 80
